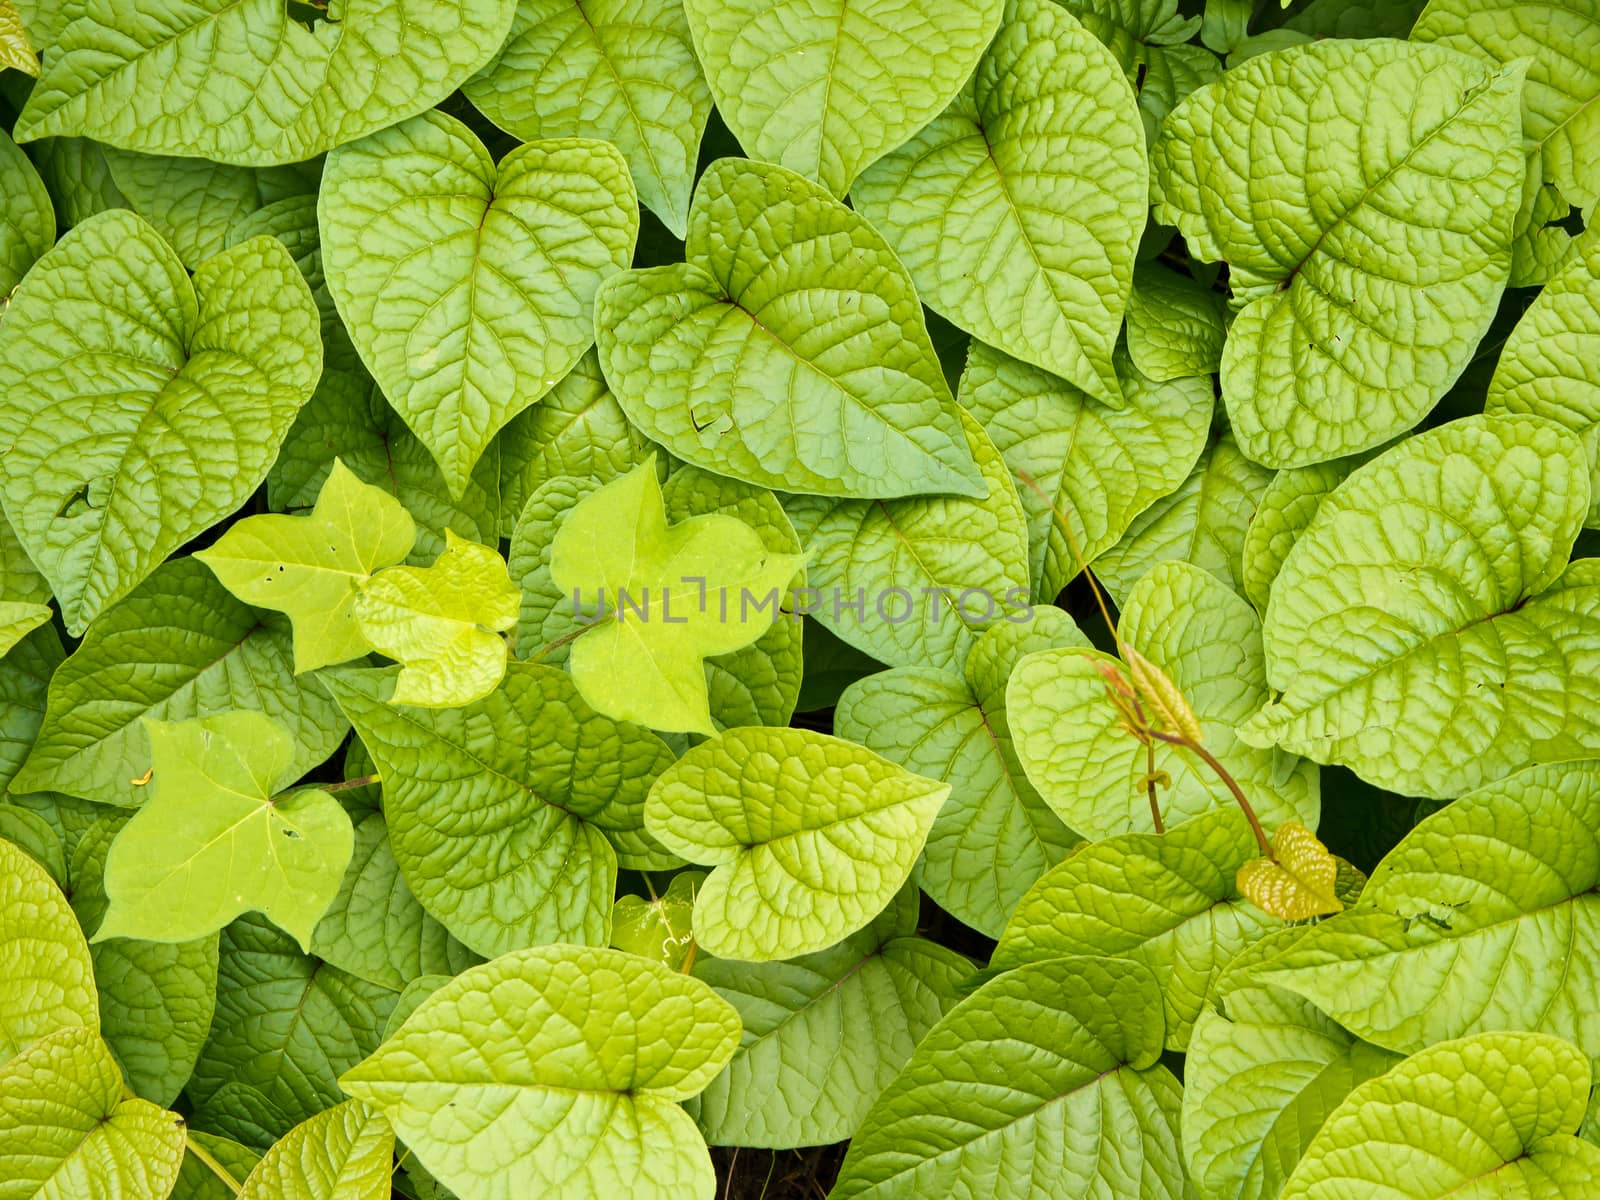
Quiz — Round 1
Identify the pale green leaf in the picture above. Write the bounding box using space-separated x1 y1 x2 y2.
596 158 983 500
1240 456 1364 614
960 342 1213 599
101 149 268 270
12 556 346 808
236 1100 394 1200
0 128 51 297
0 835 96 1067
26 136 126 229
1126 263 1227 383
853 0 1145 405
0 209 322 632
341 945 741 1200
1153 39 1525 467
1487 223 1600 526
1242 415 1600 797
0 603 49 658
644 726 947 961
682 0 1002 196
324 663 674 957
1281 1031 1599 1198
689 887 970 1148
320 111 638 497
0 0 38 75
1257 760 1600 1066
352 530 520 709
94 712 353 951
783 409 1030 673
198 459 416 674
14 0 517 165
834 607 1087 938
994 809 1282 1050
548 458 804 735
611 871 704 972
464 0 711 236
0 1025 186 1200
829 957 1187 1199
1010 560 1319 839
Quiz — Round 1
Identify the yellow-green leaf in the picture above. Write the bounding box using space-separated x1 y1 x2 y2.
1237 822 1343 921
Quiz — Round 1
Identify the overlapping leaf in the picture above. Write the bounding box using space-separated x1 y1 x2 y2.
235 1100 394 1200
0 128 50 296
0 836 96 1066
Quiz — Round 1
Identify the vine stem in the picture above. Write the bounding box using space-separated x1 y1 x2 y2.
531 624 592 662
186 1132 242 1196
1147 729 1274 857
320 774 380 795
1143 737 1165 835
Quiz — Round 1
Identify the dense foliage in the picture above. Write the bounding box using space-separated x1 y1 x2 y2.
2 0 1600 1197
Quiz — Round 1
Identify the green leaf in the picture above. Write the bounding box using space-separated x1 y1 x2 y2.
324 663 675 957
174 1132 259 1200
829 957 1187 1199
689 886 970 1148
0 506 50 609
463 0 711 237
198 459 415 674
1256 760 1600 1066
1010 560 1319 839
1283 0 1427 37
0 802 66 885
1242 414 1600 797
549 457 804 735
12 556 346 808
188 915 396 1141
960 342 1213 599
1094 431 1274 606
853 0 1145 405
0 0 38 75
1055 0 1213 137
101 149 267 271
0 209 322 632
13 0 517 165
1152 39 1526 467
94 712 353 951
1281 1031 1600 1197
320 111 638 497
1239 456 1365 614
834 607 1087 938
596 157 983 499
0 834 97 1067
611 871 704 972
68 816 219 1107
0 1025 187 1199
341 944 741 1200
352 531 520 709
1487 224 1600 526
682 0 1002 196
0 128 51 297
1183 928 1401 1200
644 726 948 961
993 809 1281 1050
236 1100 394 1200
785 409 1029 672
1126 263 1227 383
0 624 59 796
0 602 50 659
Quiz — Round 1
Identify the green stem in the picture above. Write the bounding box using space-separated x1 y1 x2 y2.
1144 737 1165 835
186 1133 242 1196
321 774 380 795
530 624 592 662
1147 730 1274 857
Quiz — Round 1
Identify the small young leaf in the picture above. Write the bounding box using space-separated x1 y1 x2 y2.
352 530 520 708
645 726 948 961
198 459 416 674
1125 262 1227 383
0 835 97 1067
95 712 354 951
1236 822 1344 921
611 871 704 972
236 1099 394 1200
0 0 38 75
549 457 805 735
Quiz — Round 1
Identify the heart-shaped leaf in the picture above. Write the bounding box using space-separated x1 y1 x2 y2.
1236 822 1344 922
0 836 97 1067
236 1099 394 1200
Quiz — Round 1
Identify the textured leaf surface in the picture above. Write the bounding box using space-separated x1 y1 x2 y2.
961 342 1213 598
611 871 703 972
0 210 321 632
596 158 982 499
341 945 741 1200
102 149 271 270
1243 415 1600 797
854 0 1144 404
830 957 1187 1199
321 111 637 496
1010 561 1319 839
0 626 59 797
1280 1031 1599 1198
1257 761 1600 1065
174 1132 259 1200
0 603 49 659
235 1100 394 1200
784 410 1030 672
0 128 51 296
1240 457 1363 613
464 0 711 236
1237 822 1344 922
0 0 37 75
1153 39 1525 467
549 458 804 734
994 810 1280 1050
0 836 96 1067
352 531 520 709
198 460 415 673
645 726 948 961
14 0 517 164
1126 263 1227 383
12 557 345 807
682 0 1002 196
325 664 674 957
0 1026 186 1200
690 887 969 1147
834 608 1087 937
95 712 353 951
